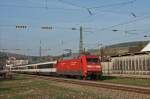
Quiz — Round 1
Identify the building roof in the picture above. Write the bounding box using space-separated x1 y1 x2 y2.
141 42 150 52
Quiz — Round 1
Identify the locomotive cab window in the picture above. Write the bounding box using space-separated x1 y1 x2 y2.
86 58 99 64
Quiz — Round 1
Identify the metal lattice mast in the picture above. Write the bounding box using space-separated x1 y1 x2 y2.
39 40 42 57
79 26 83 55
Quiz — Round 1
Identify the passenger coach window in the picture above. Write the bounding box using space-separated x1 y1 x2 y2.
28 66 34 69
37 64 53 69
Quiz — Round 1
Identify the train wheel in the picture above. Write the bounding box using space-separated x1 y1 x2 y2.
83 76 87 80
77 76 83 80
97 74 102 80
86 75 93 80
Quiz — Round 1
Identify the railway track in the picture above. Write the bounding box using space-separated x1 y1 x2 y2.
104 74 150 80
21 74 150 95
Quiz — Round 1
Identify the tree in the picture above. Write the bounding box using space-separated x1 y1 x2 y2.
0 52 8 70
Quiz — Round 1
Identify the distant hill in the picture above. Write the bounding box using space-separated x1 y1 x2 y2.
107 41 148 48
0 52 28 60
89 41 149 56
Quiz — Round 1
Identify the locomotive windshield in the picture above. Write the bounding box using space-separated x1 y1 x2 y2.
86 58 99 64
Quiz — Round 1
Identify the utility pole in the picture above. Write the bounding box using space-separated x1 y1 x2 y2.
98 43 102 56
39 40 42 57
79 26 83 55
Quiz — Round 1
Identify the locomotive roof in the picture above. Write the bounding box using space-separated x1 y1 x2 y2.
62 55 99 60
141 42 150 52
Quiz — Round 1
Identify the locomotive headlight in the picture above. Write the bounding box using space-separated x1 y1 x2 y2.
87 65 93 68
87 65 100 68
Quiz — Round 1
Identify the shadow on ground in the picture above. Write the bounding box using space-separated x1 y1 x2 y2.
101 76 117 80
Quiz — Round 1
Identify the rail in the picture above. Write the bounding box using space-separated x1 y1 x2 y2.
21 74 150 95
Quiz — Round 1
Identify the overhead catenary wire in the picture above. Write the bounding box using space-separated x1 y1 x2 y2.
58 0 136 9
58 0 136 15
94 15 150 32
2 0 150 56
0 3 81 10
45 0 48 9
58 0 85 9
0 4 138 17
0 0 137 16
85 32 149 49
88 0 136 9
0 0 135 15
1 15 150 32
0 0 149 51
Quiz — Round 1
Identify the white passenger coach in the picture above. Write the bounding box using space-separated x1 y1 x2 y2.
11 61 57 75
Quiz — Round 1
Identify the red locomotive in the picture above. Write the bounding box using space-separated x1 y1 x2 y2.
56 55 102 79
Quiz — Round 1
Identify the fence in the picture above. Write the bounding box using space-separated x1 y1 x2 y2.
101 53 150 77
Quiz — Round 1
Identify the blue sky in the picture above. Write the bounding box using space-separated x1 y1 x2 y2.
0 0 150 56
